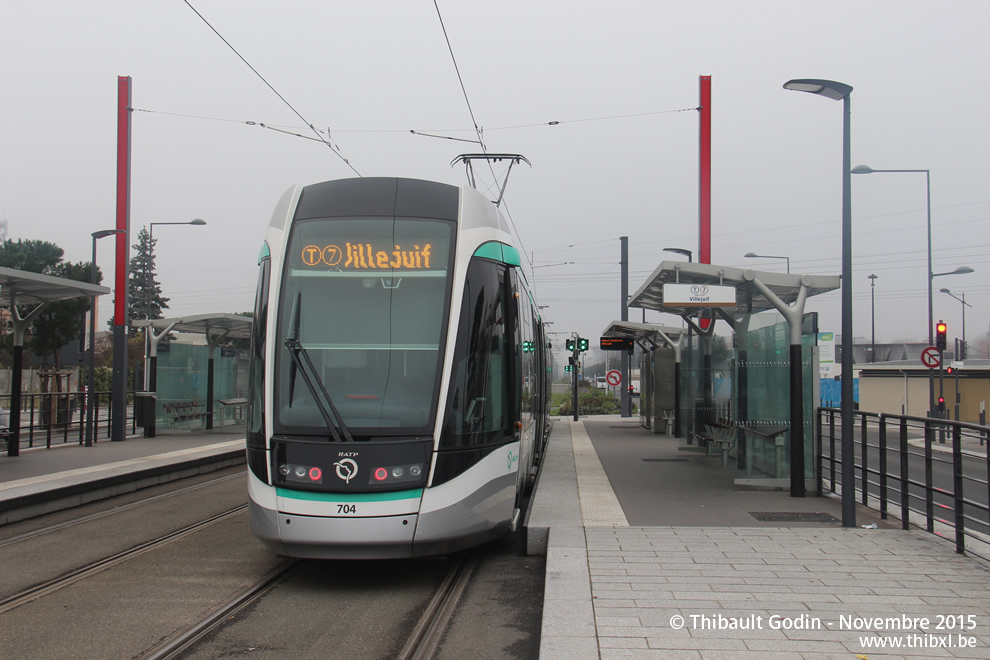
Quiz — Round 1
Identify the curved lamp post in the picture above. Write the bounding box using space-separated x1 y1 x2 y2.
868 274 878 362
87 229 125 447
784 78 853 519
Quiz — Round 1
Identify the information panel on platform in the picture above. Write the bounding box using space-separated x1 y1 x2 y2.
600 337 634 351
662 283 735 307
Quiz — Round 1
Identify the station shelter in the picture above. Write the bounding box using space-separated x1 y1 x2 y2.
617 261 839 495
0 267 110 457
132 314 252 436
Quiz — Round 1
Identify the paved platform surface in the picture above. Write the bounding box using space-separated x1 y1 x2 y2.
0 426 245 523
530 417 990 659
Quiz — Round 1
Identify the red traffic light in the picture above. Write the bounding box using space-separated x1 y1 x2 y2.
936 322 947 334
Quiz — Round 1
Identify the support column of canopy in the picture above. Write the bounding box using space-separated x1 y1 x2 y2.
204 328 231 430
744 271 811 497
655 330 685 438
6 290 46 457
142 321 178 438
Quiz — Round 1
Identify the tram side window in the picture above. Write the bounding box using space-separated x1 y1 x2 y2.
441 259 512 449
246 256 270 449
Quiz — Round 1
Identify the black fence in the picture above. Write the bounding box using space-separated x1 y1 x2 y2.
817 407 990 559
0 390 136 451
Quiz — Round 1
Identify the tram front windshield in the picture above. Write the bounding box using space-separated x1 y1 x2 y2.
276 217 454 436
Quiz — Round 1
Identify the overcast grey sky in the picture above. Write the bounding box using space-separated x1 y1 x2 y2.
2 1 988 358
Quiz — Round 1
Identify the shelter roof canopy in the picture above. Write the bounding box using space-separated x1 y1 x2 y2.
0 266 110 306
628 261 839 316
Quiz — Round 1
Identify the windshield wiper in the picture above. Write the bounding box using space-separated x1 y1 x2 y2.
284 294 354 442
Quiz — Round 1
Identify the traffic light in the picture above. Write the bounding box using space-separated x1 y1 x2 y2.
578 337 589 352
938 395 946 413
564 365 573 372
946 366 954 375
566 338 576 352
936 321 947 352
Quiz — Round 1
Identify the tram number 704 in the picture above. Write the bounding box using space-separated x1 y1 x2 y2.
337 504 356 515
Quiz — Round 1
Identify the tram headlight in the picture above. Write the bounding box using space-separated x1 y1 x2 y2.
368 462 425 485
281 463 324 485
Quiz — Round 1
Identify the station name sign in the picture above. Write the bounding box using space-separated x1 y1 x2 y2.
662 283 735 307
600 337 634 352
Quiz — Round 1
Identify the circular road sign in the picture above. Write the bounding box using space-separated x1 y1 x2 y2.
606 370 622 387
921 346 941 369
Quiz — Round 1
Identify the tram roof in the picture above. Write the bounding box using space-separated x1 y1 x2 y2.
628 261 840 316
0 266 110 306
132 313 252 339
601 320 685 348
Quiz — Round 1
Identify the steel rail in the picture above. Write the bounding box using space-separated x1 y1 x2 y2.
0 471 245 547
137 559 300 660
397 549 479 660
0 504 247 614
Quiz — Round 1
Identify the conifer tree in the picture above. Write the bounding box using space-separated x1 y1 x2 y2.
126 227 169 334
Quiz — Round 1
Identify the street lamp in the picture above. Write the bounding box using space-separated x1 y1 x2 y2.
663 247 693 262
940 287 972 359
149 218 207 241
744 252 791 273
87 229 124 447
868 274 878 362
851 165 936 415
145 219 206 320
784 78 853 521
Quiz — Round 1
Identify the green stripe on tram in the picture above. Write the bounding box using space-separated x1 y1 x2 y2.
258 242 271 264
277 487 423 502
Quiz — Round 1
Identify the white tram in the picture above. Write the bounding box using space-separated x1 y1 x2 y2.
246 177 551 559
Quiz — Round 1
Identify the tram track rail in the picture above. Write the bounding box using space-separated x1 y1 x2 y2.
0 504 248 615
138 559 301 660
137 549 479 660
0 471 245 547
398 549 478 660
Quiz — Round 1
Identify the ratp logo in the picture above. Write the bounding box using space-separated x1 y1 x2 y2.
334 458 358 484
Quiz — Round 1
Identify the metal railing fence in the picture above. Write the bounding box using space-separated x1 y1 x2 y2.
0 390 136 451
817 407 990 559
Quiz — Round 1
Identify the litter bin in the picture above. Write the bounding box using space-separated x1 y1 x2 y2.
135 392 157 437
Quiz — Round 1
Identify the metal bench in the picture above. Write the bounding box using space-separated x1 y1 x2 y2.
698 421 736 466
163 401 207 429
217 398 249 428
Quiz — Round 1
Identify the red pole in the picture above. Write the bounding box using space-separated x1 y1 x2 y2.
114 76 131 325
111 76 132 442
698 75 712 265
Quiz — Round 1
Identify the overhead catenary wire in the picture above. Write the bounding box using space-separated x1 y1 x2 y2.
182 0 360 176
432 1 541 276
